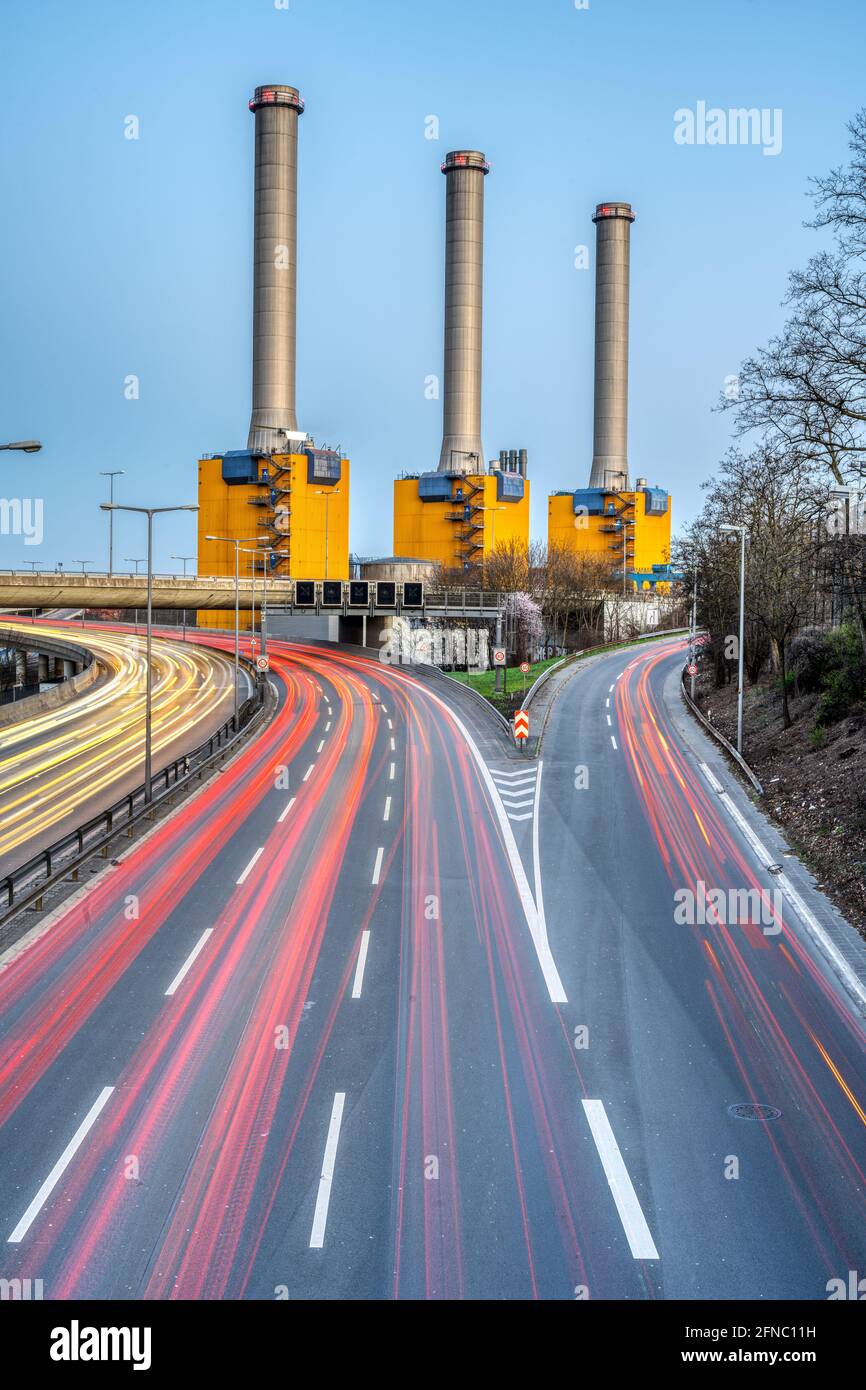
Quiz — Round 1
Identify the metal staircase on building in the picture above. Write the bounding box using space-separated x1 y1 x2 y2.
446 479 485 570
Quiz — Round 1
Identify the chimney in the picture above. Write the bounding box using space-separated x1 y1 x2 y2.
246 84 304 453
437 150 489 474
589 202 635 492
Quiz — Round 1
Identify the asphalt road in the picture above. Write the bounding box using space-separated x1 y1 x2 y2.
0 635 862 1300
0 621 236 879
540 638 866 1299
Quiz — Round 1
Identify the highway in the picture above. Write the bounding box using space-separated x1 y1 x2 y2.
0 636 862 1299
0 621 236 878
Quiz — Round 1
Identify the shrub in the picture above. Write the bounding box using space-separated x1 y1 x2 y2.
790 627 834 694
816 622 866 727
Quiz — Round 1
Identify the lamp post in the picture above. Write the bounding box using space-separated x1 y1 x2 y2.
74 560 93 573
314 489 340 579
720 523 748 754
103 503 199 803
690 571 699 702
99 471 125 576
171 555 195 642
238 543 271 661
205 535 260 726
0 440 41 453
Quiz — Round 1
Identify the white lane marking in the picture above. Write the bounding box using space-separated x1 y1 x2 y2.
327 706 332 717
390 737 396 751
325 721 331 732
493 774 537 788
317 739 325 753
400 677 566 1004
387 718 393 730
372 847 384 885
610 735 618 750
491 767 538 780
381 705 388 714
351 932 371 999
606 714 612 726
8 1087 115 1244
699 762 866 1011
303 764 314 781
609 684 614 693
309 1092 346 1249
389 762 395 780
278 796 297 824
606 698 610 708
582 1100 659 1261
165 929 214 996
509 812 533 822
699 762 724 795
237 847 264 885
383 796 391 822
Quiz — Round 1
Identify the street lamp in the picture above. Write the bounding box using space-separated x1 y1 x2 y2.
205 534 261 725
125 558 146 575
314 489 341 579
720 522 748 755
74 560 93 573
103 502 199 803
0 440 41 453
100 471 125 575
171 555 196 642
238 543 271 661
689 571 699 702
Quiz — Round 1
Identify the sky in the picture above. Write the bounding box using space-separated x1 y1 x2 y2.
1 0 865 570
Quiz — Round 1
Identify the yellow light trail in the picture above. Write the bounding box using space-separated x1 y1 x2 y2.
0 623 236 863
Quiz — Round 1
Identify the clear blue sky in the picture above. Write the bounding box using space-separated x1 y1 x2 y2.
1 0 864 569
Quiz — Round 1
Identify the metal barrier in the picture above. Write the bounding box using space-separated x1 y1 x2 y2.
0 674 269 932
680 667 764 795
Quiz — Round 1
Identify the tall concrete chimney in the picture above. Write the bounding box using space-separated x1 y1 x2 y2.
246 84 304 453
437 150 489 475
589 202 635 491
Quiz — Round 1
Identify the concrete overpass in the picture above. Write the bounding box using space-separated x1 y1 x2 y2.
0 571 504 618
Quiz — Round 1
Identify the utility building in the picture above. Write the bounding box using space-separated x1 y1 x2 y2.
548 203 673 589
394 151 530 575
198 84 349 630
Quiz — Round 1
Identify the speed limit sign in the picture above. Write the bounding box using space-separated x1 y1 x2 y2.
686 661 697 676
493 648 506 666
520 661 530 674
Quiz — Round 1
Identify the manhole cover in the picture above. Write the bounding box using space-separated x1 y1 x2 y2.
727 1103 782 1121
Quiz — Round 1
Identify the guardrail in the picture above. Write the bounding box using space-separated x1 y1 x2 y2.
680 666 764 795
0 671 270 935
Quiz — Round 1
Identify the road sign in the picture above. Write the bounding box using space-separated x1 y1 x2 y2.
514 709 529 741
519 661 530 674
493 648 506 666
256 655 270 672
686 661 697 676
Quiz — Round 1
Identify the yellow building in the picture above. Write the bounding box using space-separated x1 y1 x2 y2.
394 470 530 575
198 446 350 629
547 483 672 589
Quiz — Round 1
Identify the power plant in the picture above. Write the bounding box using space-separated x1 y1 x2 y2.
548 203 672 588
198 84 350 631
196 88 671 606
393 151 531 574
